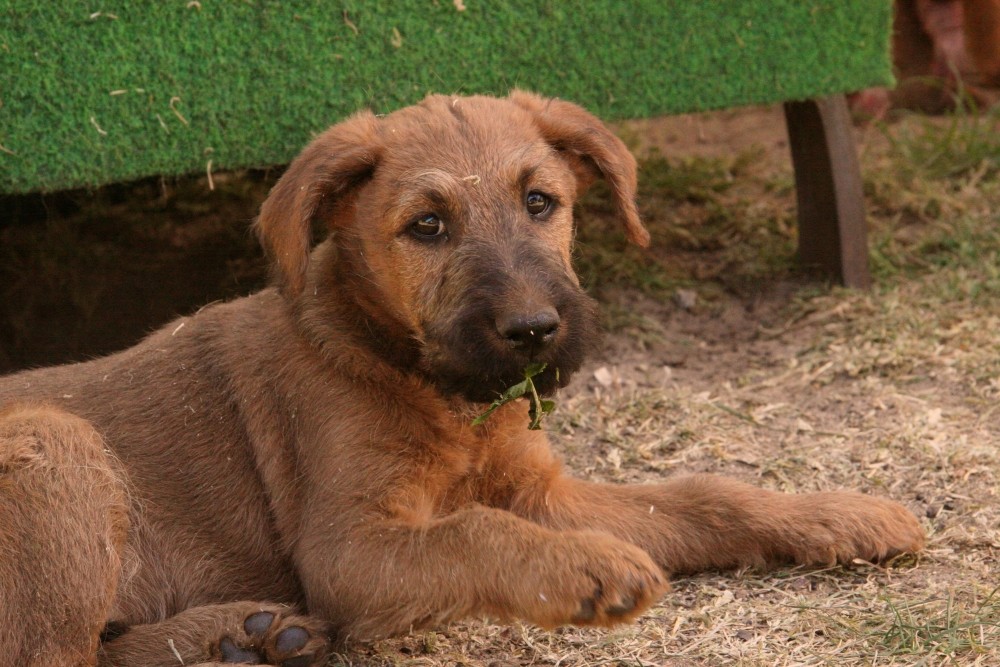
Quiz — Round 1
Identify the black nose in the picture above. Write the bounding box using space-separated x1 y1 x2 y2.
496 308 561 354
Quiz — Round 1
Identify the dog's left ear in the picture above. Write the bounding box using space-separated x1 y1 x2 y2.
508 90 650 248
255 110 382 298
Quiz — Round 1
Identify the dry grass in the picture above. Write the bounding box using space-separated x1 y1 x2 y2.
336 108 1000 666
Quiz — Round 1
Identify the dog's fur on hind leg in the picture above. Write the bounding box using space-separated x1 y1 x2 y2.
0 404 127 667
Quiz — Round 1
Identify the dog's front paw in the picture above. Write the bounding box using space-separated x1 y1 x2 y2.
523 531 669 629
215 604 328 667
785 492 925 566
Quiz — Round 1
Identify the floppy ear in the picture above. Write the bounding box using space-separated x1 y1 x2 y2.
254 110 382 298
508 90 650 248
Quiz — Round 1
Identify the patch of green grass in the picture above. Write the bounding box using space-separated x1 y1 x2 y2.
864 109 1000 297
881 104 1000 182
573 147 797 299
639 152 737 204
869 209 1000 299
873 587 1000 660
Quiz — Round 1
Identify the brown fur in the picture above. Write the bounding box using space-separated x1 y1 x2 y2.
0 91 925 667
851 0 1000 118
891 0 1000 112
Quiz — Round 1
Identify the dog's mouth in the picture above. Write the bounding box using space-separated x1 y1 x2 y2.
418 293 600 405
469 360 566 405
423 350 570 405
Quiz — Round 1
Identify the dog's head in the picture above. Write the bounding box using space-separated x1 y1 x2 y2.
255 92 648 404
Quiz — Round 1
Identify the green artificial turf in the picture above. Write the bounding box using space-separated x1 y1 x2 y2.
0 1 893 194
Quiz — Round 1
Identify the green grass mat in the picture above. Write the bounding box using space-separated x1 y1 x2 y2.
0 1 892 194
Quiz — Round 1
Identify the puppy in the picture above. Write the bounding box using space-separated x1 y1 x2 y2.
0 91 925 667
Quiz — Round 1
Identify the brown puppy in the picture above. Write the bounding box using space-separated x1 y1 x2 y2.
0 92 925 667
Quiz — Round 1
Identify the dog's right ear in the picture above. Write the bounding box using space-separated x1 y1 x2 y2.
255 111 381 298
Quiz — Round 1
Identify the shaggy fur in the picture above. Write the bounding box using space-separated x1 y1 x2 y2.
0 92 925 667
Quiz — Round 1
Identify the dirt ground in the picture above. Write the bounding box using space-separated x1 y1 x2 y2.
1 104 997 666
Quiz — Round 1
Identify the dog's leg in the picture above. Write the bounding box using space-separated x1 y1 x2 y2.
97 601 329 667
514 473 925 574
0 404 128 667
298 506 669 641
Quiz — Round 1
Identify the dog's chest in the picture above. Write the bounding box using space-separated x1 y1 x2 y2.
430 403 550 510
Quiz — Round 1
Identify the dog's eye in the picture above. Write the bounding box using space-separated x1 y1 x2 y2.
525 192 552 217
409 214 447 240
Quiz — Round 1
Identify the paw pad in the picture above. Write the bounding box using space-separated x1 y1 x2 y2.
218 606 325 666
220 636 261 663
276 626 310 653
244 611 276 636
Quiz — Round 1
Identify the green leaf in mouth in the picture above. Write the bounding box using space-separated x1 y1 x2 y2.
472 363 557 430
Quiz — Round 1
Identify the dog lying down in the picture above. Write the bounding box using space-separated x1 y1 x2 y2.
0 91 925 667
